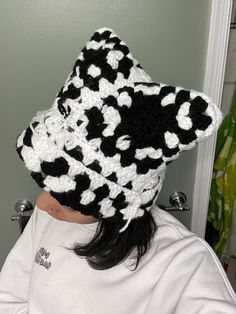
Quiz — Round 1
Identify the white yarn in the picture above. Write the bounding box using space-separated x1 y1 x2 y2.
117 92 132 108
116 135 131 150
98 78 117 98
16 129 26 147
87 64 101 78
71 76 84 89
177 115 193 130
134 84 160 95
164 131 179 149
135 147 163 160
99 198 115 217
119 198 141 232
21 146 41 172
86 39 105 51
44 175 76 193
161 93 176 107
106 50 124 69
102 105 121 137
80 87 103 110
80 190 96 205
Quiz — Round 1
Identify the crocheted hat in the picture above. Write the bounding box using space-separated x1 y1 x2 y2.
16 27 222 232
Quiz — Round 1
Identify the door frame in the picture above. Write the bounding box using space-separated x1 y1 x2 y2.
191 0 233 237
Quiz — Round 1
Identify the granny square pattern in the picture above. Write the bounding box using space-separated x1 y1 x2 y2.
16 27 222 231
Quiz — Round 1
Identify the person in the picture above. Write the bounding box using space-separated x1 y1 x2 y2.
0 27 235 313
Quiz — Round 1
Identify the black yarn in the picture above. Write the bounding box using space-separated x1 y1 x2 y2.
23 127 33 147
41 157 69 177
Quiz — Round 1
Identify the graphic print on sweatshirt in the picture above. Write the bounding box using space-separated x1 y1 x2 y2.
35 247 52 270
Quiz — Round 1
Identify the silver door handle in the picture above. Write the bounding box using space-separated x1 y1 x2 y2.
11 199 34 221
11 199 34 233
158 191 190 212
11 209 34 220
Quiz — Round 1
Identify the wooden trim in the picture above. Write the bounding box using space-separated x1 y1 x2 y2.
191 0 233 237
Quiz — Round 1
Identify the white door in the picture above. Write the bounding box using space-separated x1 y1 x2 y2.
0 0 230 268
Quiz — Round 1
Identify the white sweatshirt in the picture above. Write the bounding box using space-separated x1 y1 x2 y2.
0 205 235 314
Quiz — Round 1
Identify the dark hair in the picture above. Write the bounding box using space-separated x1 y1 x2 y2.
70 210 157 271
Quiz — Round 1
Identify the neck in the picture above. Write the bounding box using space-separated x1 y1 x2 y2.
66 208 99 224
73 211 99 224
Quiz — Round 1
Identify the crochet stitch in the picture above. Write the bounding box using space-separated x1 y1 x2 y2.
16 27 222 232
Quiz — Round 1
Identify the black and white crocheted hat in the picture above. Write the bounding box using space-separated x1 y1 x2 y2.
16 27 222 231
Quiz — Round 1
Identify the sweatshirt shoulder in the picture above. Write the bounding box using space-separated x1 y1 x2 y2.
5 205 52 262
150 205 236 302
150 205 194 239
